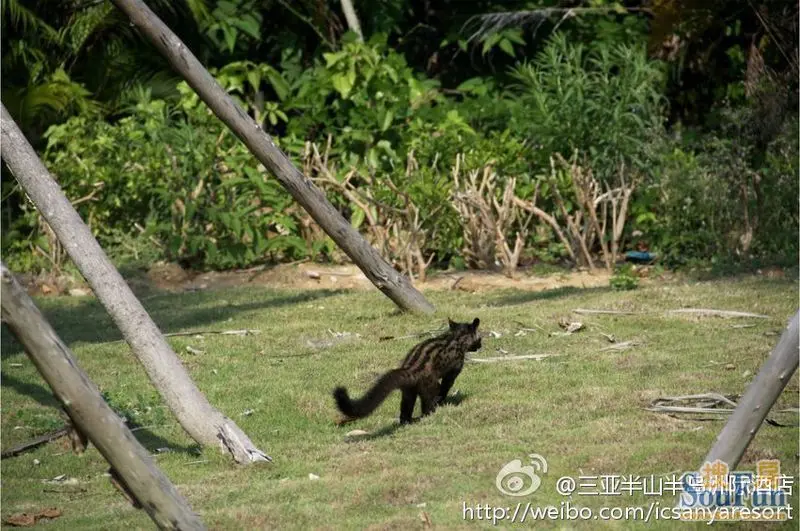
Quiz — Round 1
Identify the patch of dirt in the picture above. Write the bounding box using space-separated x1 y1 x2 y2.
144 261 614 294
19 260 658 297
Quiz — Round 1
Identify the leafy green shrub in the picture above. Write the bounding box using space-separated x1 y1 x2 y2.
643 147 728 264
40 95 306 269
6 26 793 276
643 111 798 267
754 117 799 259
610 264 639 290
508 33 667 183
278 33 442 170
206 59 290 126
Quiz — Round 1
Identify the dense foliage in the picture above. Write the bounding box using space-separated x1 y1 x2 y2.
2 0 797 275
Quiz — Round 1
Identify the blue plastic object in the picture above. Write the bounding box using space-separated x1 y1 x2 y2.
625 251 657 263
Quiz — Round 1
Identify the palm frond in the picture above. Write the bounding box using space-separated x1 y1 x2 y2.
1 0 59 42
2 39 47 75
18 69 103 124
115 70 183 111
59 0 116 56
463 6 652 44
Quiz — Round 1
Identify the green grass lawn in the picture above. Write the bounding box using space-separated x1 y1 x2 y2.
2 274 798 529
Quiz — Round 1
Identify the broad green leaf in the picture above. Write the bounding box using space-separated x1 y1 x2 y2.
230 216 242 237
481 33 500 56
234 15 261 39
346 68 357 92
323 52 346 67
499 38 515 58
265 69 289 101
331 74 348 98
351 207 365 229
246 70 260 93
331 71 355 98
504 29 526 45
222 25 237 53
383 65 399 83
381 109 393 132
367 148 378 168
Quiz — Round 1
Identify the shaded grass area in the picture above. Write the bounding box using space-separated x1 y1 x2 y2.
1 275 798 529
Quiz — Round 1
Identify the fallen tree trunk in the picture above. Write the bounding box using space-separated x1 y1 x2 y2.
1 263 205 530
110 0 434 315
1 105 269 464
702 310 799 469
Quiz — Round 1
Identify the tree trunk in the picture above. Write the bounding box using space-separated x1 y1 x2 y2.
1 104 270 464
339 0 364 41
110 0 434 315
702 310 799 469
0 263 205 530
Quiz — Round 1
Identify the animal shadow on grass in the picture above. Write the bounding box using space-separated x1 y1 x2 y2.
345 392 470 442
1 373 200 457
440 390 469 407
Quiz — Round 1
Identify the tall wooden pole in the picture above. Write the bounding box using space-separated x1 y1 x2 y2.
110 0 434 315
703 311 799 469
1 105 270 464
1 263 205 530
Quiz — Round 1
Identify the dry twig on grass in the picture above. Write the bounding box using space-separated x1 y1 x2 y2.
572 308 770 319
1 426 71 459
665 308 769 319
573 308 642 316
598 340 640 352
109 329 261 343
468 353 558 363
646 393 798 426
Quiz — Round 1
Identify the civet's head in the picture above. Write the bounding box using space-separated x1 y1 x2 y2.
448 317 482 352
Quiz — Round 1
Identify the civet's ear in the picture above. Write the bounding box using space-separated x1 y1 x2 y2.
471 317 480 330
448 318 458 330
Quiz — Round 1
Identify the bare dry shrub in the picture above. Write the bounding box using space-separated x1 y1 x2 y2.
451 155 533 277
304 139 436 282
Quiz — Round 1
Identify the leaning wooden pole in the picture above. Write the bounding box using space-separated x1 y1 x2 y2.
109 0 434 315
702 310 799 469
1 104 269 464
0 263 205 530
339 0 364 41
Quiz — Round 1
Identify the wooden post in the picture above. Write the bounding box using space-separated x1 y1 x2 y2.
702 310 799 469
339 0 364 41
1 105 270 464
0 263 205 530
109 0 434 315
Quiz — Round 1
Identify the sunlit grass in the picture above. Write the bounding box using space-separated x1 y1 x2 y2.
1 275 797 529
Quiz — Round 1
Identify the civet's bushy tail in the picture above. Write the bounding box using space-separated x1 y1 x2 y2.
333 368 412 419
